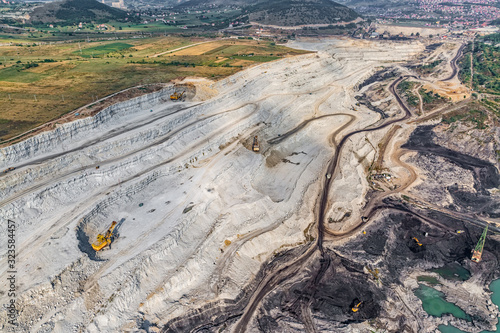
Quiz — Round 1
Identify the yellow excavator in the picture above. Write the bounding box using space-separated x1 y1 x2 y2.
352 301 362 312
170 91 185 101
252 136 260 152
412 237 422 246
91 221 117 251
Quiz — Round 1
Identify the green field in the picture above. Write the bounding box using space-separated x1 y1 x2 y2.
0 66 46 83
0 8 244 39
0 36 309 141
75 42 133 58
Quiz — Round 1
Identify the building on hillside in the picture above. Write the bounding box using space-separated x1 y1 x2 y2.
111 0 125 9
101 0 126 10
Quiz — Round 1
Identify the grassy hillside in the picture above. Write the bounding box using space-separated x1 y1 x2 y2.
176 0 359 26
0 37 309 141
459 34 500 94
247 0 359 26
30 0 127 24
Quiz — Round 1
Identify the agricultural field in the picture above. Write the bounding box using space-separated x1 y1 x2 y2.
0 37 309 141
109 9 244 32
0 8 244 39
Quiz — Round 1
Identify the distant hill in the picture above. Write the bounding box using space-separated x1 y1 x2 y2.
175 0 245 7
29 0 127 24
247 0 359 26
176 0 359 26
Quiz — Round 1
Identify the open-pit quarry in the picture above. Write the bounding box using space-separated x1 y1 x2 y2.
1 38 500 333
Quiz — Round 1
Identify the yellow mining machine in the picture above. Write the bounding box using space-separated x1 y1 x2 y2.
91 221 117 251
252 136 260 152
412 237 423 247
471 225 488 263
367 267 380 281
170 91 185 101
352 301 362 313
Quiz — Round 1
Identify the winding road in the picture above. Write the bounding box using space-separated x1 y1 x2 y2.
232 74 414 333
443 43 466 82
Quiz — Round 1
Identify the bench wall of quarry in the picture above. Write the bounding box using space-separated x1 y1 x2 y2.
0 97 259 203
0 87 176 169
0 98 263 241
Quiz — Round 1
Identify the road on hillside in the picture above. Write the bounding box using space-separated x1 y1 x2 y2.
443 43 466 81
233 75 413 333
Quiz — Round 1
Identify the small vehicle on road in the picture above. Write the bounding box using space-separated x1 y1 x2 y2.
3 167 15 174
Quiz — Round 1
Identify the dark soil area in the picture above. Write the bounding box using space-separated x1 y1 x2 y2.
255 250 384 332
309 259 381 321
341 200 483 283
448 185 500 218
403 125 500 193
355 94 389 119
357 69 398 90
160 125 500 332
363 229 388 255
403 125 500 218
425 43 443 51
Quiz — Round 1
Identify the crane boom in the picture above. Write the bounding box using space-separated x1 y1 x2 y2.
471 225 488 263
170 91 185 101
91 221 117 251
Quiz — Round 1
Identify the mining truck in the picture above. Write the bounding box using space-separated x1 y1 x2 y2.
252 136 260 152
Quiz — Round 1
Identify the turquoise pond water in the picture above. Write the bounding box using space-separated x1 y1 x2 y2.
437 279 500 333
414 283 471 321
432 262 471 282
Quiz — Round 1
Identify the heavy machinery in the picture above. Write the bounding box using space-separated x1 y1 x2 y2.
367 267 380 281
91 221 117 251
352 301 362 313
170 91 185 101
3 167 15 174
252 136 260 152
412 237 423 246
472 225 488 263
